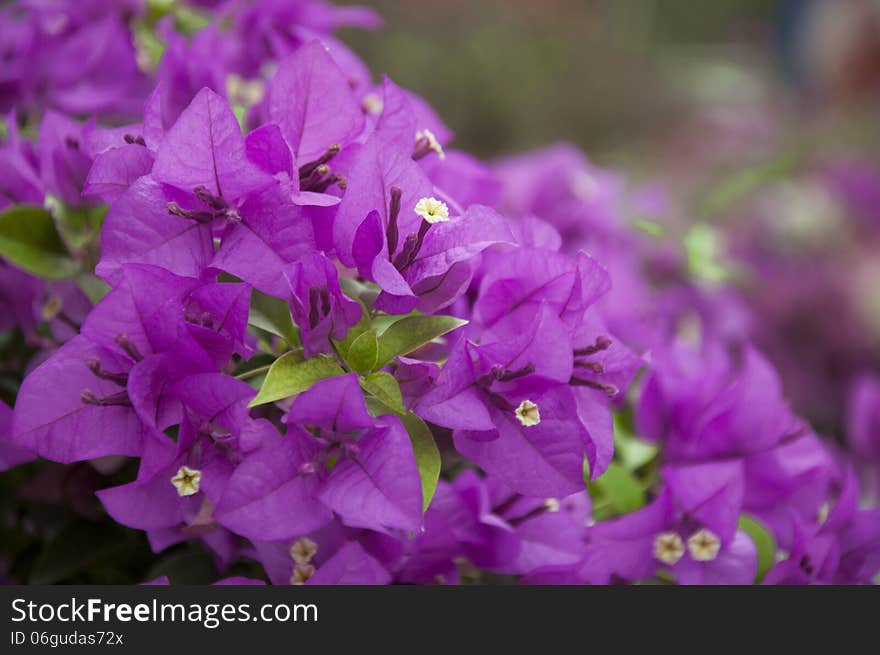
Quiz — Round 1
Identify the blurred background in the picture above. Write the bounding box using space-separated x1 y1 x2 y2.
346 0 880 438
344 0 880 162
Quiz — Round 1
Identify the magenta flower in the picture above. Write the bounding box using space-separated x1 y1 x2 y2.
215 374 422 540
764 470 880 584
285 252 362 358
96 373 266 533
0 4 147 119
10 265 245 462
525 469 757 586
847 374 880 462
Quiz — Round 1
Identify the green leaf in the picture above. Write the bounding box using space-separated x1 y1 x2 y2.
698 150 799 220
174 5 211 33
232 352 275 390
589 462 645 515
361 374 441 512
339 277 380 305
376 315 467 368
684 224 729 284
233 105 249 132
400 412 441 512
0 205 78 279
30 521 126 584
613 414 658 472
248 289 299 346
632 218 664 237
360 371 405 415
371 311 417 335
134 21 166 69
346 329 379 373
738 514 776 583
47 196 107 250
248 352 343 407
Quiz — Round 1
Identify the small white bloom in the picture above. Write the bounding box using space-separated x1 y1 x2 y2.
414 197 450 224
290 564 315 585
653 532 685 565
289 537 319 565
515 400 541 427
416 128 445 160
170 466 202 497
41 295 63 322
687 528 721 562
362 92 383 114
226 74 265 107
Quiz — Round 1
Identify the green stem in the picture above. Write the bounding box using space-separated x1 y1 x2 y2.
234 364 272 380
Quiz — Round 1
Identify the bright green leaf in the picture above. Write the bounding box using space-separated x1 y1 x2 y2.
248 352 342 407
0 205 78 279
134 22 166 69
347 329 379 373
613 414 658 472
589 462 645 514
375 315 467 368
684 224 729 284
738 514 776 583
400 412 441 512
233 105 247 132
360 371 405 415
248 289 299 346
371 311 417 335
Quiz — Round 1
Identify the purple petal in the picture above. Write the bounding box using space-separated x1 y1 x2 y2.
214 435 331 541
319 417 423 532
96 177 214 285
11 336 146 462
267 41 364 165
152 87 272 200
307 542 391 585
455 387 588 498
83 143 154 204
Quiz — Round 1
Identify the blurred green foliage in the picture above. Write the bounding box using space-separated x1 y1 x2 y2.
344 0 777 160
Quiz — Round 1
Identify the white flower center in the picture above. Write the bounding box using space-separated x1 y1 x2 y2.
416 128 446 160
362 93 383 114
687 528 721 562
289 537 319 565
543 498 560 512
41 295 63 321
653 532 685 565
290 564 315 585
170 466 201 497
515 400 541 427
226 74 265 107
414 197 450 223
